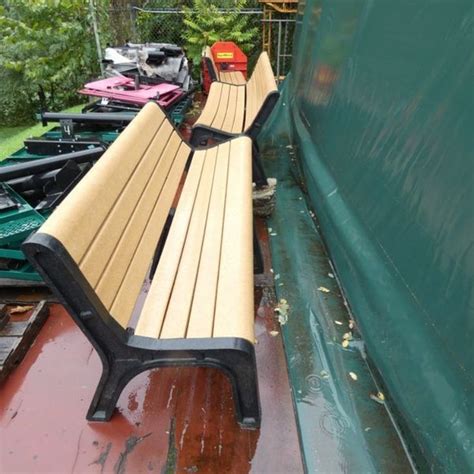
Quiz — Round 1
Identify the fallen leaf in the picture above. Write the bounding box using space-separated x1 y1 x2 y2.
334 320 343 326
328 273 334 278
349 372 358 381
275 299 290 325
274 273 280 280
342 340 349 348
320 370 330 379
318 286 330 293
370 391 386 404
349 320 354 329
342 332 353 340
9 305 34 314
269 330 279 337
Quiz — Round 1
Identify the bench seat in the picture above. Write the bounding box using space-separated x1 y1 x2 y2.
218 70 246 85
191 52 279 145
23 102 260 428
203 46 246 86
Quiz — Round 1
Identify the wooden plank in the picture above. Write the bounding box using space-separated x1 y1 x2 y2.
187 143 230 338
213 137 254 342
135 150 206 338
0 301 49 385
160 149 218 339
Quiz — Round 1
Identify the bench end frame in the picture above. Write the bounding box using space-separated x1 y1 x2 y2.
22 233 261 429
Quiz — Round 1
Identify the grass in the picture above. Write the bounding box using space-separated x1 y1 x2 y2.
0 104 84 160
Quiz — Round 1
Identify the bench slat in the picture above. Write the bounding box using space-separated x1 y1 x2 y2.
213 138 254 342
219 71 246 85
221 85 238 133
232 86 246 134
109 141 190 326
196 82 224 128
134 151 206 338
81 120 175 287
39 104 166 262
159 148 218 339
94 129 184 317
186 143 230 338
211 84 232 131
245 75 257 130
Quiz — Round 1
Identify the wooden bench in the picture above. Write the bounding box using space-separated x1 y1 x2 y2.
203 46 247 85
191 52 279 146
23 102 261 428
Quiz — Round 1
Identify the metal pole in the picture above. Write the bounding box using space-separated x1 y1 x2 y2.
89 0 104 75
276 21 282 84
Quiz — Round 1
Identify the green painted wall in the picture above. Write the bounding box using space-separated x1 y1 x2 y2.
266 0 474 470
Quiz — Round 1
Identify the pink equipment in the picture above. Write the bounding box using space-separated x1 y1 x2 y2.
79 76 183 109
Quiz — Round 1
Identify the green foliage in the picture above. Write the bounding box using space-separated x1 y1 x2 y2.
183 0 259 67
0 0 104 126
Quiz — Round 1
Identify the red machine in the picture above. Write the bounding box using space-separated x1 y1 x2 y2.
202 42 248 94
211 41 247 78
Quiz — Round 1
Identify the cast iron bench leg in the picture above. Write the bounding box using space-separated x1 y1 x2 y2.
87 359 141 421
219 349 261 429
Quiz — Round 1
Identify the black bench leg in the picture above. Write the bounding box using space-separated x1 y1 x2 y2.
219 349 261 429
253 221 264 274
87 360 140 421
190 127 209 147
252 142 268 187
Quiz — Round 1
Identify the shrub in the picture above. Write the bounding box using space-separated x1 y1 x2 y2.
183 0 259 68
0 0 103 126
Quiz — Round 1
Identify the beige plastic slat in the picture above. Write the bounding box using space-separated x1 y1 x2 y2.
195 82 223 127
95 130 183 309
213 137 254 343
186 143 230 338
134 150 206 338
110 142 191 327
80 120 174 286
39 103 166 262
244 52 277 130
220 71 246 85
245 75 257 130
210 84 231 131
232 86 246 133
221 85 238 133
159 148 218 339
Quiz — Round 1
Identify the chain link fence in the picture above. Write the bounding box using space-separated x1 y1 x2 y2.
103 6 295 80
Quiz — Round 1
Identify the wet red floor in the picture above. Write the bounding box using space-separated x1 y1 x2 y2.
0 221 303 474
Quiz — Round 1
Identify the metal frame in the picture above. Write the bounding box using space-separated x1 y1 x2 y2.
22 132 262 428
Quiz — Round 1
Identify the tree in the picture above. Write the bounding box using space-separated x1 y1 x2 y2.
183 0 259 67
0 0 105 125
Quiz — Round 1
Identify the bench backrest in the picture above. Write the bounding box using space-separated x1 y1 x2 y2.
29 103 191 329
244 52 278 130
203 46 218 81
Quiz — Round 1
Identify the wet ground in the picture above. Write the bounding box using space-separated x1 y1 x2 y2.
0 219 304 474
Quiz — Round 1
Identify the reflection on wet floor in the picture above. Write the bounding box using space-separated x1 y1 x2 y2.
0 220 304 474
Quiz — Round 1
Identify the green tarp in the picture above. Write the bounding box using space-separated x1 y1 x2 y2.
261 0 474 471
